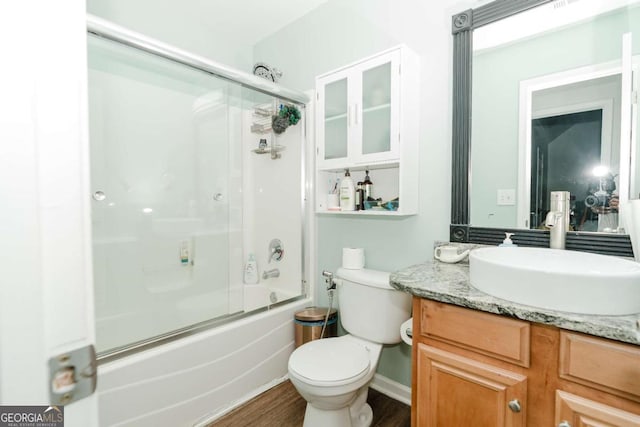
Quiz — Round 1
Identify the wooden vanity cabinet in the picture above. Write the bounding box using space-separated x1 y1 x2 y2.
416 343 527 426
412 298 640 427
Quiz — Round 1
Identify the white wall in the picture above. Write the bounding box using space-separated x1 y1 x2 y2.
254 0 462 386
240 100 305 308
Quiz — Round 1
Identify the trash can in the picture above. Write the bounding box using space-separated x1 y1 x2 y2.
294 307 338 348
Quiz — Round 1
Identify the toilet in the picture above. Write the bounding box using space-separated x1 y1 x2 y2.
288 267 412 427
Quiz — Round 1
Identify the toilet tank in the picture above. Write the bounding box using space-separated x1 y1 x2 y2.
336 268 412 344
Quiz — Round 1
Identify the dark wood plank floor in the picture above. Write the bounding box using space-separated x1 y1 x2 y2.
209 380 411 427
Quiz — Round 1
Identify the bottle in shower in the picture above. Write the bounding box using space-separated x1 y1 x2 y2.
244 253 258 284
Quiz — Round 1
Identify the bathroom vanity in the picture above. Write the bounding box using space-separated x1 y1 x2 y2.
391 261 640 427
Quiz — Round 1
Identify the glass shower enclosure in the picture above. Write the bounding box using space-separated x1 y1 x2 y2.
87 22 307 356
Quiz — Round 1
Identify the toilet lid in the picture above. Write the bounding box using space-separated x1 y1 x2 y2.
289 339 370 383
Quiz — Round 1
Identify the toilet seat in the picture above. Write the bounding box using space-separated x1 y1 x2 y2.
289 338 370 387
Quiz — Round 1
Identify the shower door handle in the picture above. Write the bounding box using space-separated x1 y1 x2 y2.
92 190 106 201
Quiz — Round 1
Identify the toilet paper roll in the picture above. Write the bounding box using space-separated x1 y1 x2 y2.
342 247 365 269
400 318 413 346
625 199 640 262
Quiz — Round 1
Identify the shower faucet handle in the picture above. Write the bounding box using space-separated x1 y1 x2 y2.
269 239 284 262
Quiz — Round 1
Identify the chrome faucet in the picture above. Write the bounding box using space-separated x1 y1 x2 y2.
545 191 570 249
262 268 280 280
322 270 336 290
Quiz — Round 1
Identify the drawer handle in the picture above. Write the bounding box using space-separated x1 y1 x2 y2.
507 399 521 413
558 422 571 427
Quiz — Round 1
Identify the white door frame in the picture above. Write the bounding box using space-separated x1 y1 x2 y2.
517 56 639 228
0 1 98 425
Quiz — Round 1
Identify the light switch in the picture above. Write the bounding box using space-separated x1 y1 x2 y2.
497 189 516 206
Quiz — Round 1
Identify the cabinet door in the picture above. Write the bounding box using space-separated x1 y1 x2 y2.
353 50 401 164
416 344 527 427
317 69 351 169
556 390 640 427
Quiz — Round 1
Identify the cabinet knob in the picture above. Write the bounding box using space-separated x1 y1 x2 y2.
507 399 521 413
558 422 571 427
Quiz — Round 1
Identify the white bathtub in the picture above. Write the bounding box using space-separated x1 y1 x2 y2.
97 297 311 426
243 284 298 312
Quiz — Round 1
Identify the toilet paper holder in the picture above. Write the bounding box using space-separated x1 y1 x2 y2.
400 318 413 346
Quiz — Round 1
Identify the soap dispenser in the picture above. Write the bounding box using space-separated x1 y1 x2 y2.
499 232 517 247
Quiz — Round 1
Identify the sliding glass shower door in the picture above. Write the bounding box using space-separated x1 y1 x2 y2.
88 35 241 353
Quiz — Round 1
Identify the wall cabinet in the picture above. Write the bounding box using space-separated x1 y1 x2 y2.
315 45 419 215
412 299 640 427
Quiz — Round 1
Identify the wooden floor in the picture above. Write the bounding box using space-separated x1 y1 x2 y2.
209 380 411 427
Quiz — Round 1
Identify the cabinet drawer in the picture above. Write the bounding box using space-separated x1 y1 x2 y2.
559 332 640 402
420 300 530 367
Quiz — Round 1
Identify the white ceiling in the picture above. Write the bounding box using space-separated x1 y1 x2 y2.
191 0 329 47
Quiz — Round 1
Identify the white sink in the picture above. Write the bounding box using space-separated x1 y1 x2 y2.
469 247 640 316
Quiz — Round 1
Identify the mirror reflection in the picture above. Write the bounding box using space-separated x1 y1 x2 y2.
470 0 640 234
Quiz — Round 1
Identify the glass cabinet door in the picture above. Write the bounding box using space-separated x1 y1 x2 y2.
319 75 349 166
355 50 400 163
316 49 401 169
362 62 392 154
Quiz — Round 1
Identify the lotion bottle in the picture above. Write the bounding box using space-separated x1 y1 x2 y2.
339 169 356 211
244 253 259 284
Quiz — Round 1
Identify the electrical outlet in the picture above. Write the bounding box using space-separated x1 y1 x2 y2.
497 189 516 206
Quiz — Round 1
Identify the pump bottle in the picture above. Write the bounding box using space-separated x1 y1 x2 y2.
339 169 356 211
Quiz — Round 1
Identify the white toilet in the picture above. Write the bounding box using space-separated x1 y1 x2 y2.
288 267 412 427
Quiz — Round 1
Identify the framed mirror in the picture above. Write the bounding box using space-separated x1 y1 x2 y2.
450 0 638 257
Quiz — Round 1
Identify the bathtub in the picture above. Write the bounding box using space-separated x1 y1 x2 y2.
97 296 311 426
243 284 298 312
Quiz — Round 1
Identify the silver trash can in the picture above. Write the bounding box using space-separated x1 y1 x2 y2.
294 307 338 348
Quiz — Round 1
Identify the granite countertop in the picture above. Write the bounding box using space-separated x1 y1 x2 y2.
390 260 640 346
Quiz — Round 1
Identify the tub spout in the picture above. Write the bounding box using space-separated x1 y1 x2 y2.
262 269 280 280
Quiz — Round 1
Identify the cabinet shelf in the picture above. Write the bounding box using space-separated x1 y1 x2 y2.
316 209 412 217
317 160 399 173
362 103 391 114
324 112 347 122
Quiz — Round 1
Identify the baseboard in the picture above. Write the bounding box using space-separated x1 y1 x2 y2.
192 375 289 427
370 373 412 406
